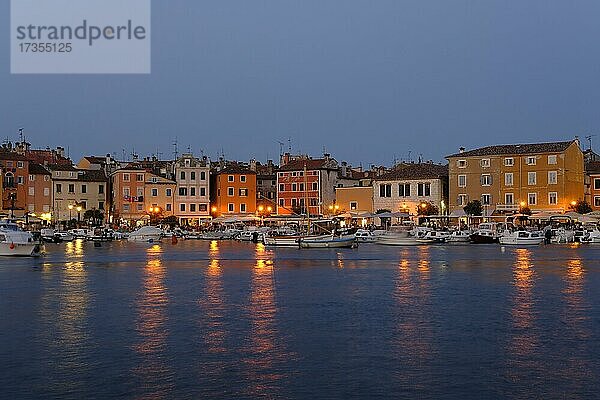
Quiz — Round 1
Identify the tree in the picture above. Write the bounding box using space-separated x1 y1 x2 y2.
416 201 438 216
463 200 482 216
83 209 104 226
570 200 592 214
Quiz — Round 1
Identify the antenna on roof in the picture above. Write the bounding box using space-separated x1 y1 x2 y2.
288 137 292 153
585 134 597 151
173 138 179 160
277 140 285 158
18 127 24 143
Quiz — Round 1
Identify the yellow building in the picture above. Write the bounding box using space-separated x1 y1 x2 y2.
335 186 373 214
446 140 584 214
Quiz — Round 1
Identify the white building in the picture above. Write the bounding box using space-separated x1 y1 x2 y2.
174 154 211 225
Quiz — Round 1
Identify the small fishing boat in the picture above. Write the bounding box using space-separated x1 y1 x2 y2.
298 234 357 249
580 229 600 244
446 230 472 243
499 230 544 246
0 220 42 257
354 229 376 243
375 231 422 246
418 230 451 243
127 226 163 243
470 223 501 244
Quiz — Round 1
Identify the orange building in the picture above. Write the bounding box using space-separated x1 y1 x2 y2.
211 166 256 217
0 149 29 216
26 163 52 216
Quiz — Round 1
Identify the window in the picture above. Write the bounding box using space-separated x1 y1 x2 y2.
379 184 392 198
166 188 172 197
240 203 247 212
528 172 537 185
526 156 536 165
228 187 234 196
279 184 285 192
190 172 196 180
239 188 248 197
190 187 196 196
4 172 15 188
457 159 467 168
68 184 75 193
458 175 467 188
44 175 49 182
595 178 600 190
179 187 188 196
480 174 492 186
240 175 246 183
137 204 143 211
199 204 207 212
481 194 491 205
480 159 490 168
99 185 104 194
228 175 234 182
310 198 318 206
505 193 514 205
152 188 158 197
99 201 105 210
28 204 34 212
279 199 284 207
200 187 206 197
137 188 144 197
151 177 158 183
505 173 513 186
350 202 358 210
81 184 87 194
548 155 557 165
312 182 318 191
123 204 130 212
29 174 34 181
17 161 24 168
56 184 63 193
68 172 75 178
17 176 24 185
291 198 297 207
595 196 600 207
548 192 558 205
228 203 234 212
136 174 144 181
299 183 304 192
200 171 206 180
398 183 410 197
166 204 172 212
123 173 130 182
190 204 196 212
548 171 557 185
180 204 186 212
418 183 431 196
292 183 297 191
44 188 50 196
458 194 468 206
28 187 35 196
504 157 514 166
528 193 537 205
123 187 130 196
180 171 186 180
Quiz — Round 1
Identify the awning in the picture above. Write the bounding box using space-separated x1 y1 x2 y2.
449 209 467 217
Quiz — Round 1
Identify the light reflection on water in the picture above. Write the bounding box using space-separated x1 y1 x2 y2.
3 241 600 399
132 244 174 399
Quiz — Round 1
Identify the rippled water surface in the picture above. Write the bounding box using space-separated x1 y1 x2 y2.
1 240 600 399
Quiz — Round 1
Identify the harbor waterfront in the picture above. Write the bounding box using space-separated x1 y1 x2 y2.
2 240 600 399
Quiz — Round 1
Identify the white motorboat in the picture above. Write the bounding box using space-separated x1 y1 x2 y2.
550 228 575 244
580 229 600 244
470 223 501 244
355 229 376 243
375 231 422 246
55 231 75 242
127 226 163 243
263 235 302 247
499 230 544 246
446 230 472 243
69 229 94 239
418 230 451 243
0 220 42 257
298 234 357 249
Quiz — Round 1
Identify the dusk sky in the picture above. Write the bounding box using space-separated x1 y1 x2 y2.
2 1 600 166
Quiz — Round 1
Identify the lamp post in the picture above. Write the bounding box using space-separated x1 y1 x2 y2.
76 205 82 225
68 204 73 224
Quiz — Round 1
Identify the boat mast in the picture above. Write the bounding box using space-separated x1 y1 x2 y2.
304 162 310 235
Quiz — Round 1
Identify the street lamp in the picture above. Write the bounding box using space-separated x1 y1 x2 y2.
76 205 82 224
68 204 73 222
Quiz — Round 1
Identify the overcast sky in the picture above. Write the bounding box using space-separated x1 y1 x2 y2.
2 0 600 167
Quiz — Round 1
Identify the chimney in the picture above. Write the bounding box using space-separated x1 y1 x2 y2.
249 158 257 171
281 152 291 166
459 147 465 153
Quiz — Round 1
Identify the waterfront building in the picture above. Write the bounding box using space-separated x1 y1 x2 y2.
335 186 374 214
585 161 600 210
446 140 584 214
0 148 29 216
48 164 108 223
211 164 257 217
26 163 52 218
372 162 449 215
276 153 341 216
173 154 211 225
251 159 278 215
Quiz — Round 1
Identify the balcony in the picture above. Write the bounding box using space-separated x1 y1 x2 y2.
496 203 519 211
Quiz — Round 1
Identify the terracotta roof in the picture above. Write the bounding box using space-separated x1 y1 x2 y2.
79 170 108 182
375 163 448 181
586 161 600 174
280 158 338 171
446 140 576 158
28 163 50 175
0 150 27 161
46 163 77 171
217 165 256 175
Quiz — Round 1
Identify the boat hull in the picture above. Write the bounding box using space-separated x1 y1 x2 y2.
0 242 42 257
469 234 499 244
298 236 356 249
499 237 544 246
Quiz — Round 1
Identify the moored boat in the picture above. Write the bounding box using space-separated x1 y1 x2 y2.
298 234 357 249
0 220 42 257
470 223 501 244
499 230 544 246
127 226 163 242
